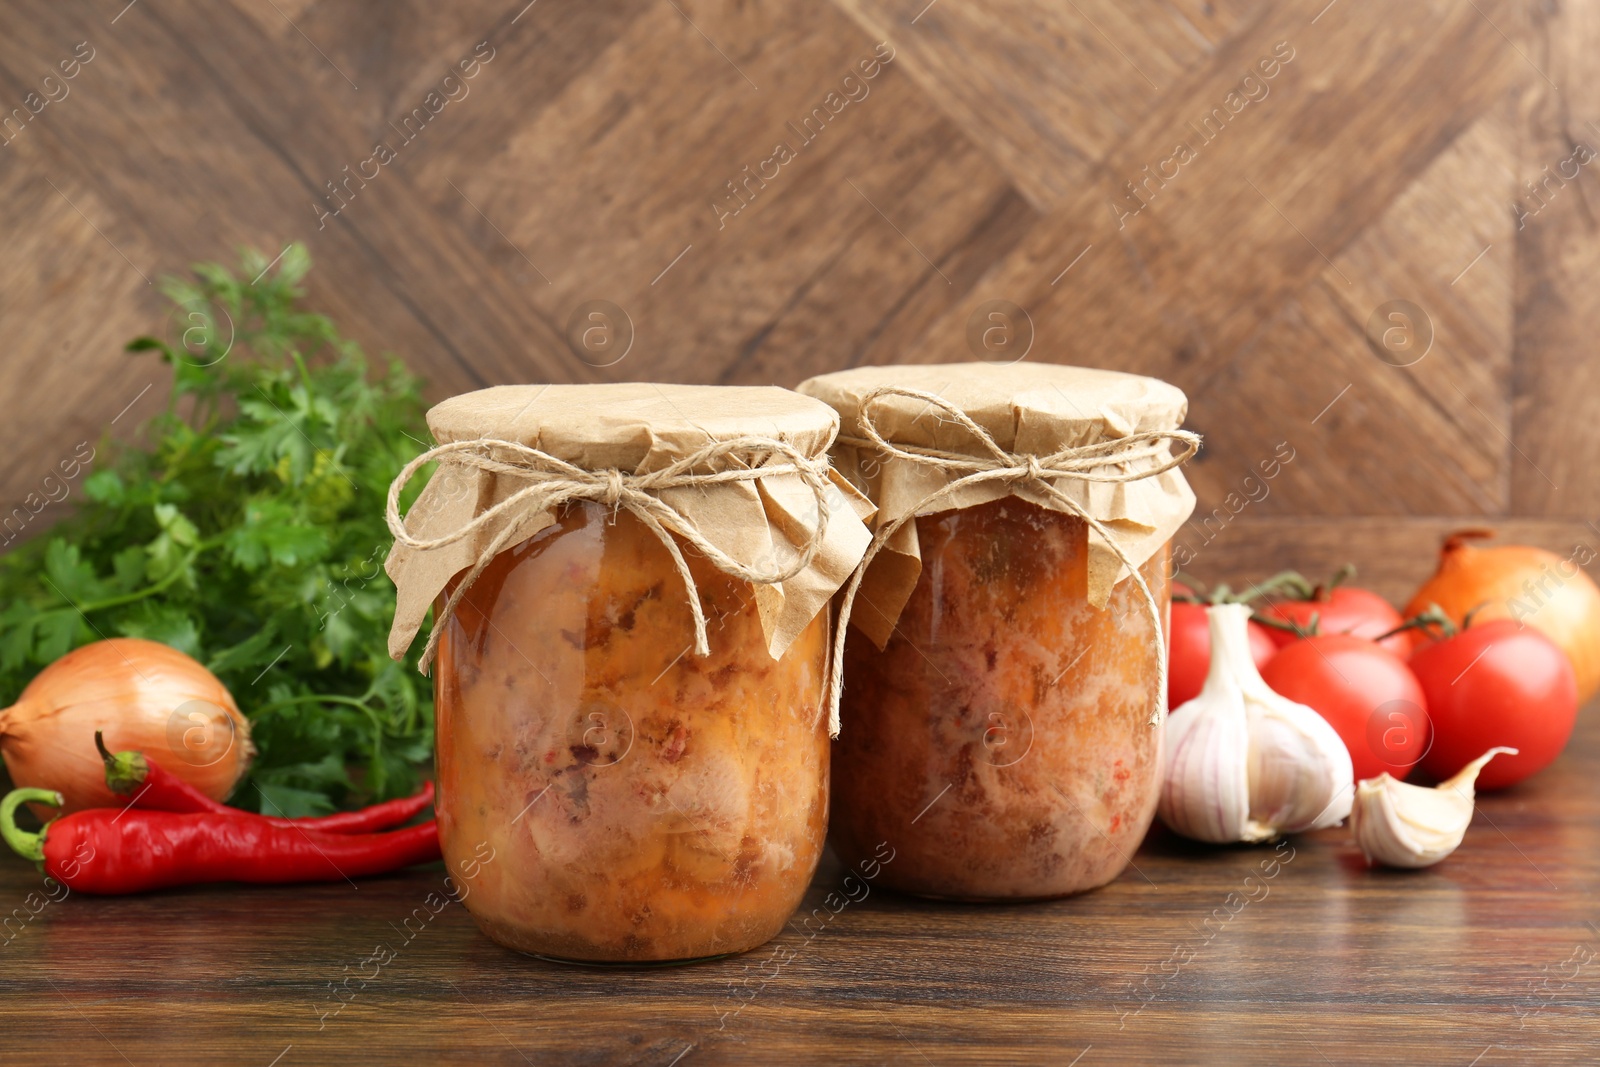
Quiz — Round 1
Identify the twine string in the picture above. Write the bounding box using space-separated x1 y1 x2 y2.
827 386 1200 734
386 435 835 671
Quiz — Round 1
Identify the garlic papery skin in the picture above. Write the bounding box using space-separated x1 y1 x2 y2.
1245 677 1354 835
1160 651 1254 843
1158 604 1355 844
1349 747 1517 869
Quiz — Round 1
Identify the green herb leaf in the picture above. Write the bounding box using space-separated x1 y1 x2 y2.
253 782 338 819
0 245 434 812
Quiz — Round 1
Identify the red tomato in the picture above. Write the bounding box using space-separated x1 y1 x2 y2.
1410 619 1577 790
1259 634 1429 782
1169 600 1276 709
1261 587 1408 656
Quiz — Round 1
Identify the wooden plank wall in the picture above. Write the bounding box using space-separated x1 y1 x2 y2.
0 0 1594 603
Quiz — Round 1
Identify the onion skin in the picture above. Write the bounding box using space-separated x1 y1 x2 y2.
1404 531 1600 705
0 638 254 816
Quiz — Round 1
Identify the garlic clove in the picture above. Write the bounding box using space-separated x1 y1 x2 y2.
1225 605 1354 834
1349 747 1517 868
1158 604 1355 844
1159 667 1258 843
1244 688 1355 835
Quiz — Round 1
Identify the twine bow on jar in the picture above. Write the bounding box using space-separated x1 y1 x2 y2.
829 386 1202 730
385 436 837 671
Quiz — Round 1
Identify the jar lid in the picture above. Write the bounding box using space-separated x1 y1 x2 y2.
425 383 842 472
798 362 1197 647
798 362 1189 452
385 383 874 670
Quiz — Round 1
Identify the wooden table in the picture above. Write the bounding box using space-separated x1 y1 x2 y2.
2 714 1596 1067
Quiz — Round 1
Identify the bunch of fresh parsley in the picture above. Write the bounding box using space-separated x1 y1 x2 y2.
0 245 435 815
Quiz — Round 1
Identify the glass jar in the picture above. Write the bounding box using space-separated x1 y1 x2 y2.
829 497 1170 901
433 501 830 962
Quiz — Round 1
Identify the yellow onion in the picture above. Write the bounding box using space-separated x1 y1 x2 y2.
1405 530 1600 704
0 638 254 814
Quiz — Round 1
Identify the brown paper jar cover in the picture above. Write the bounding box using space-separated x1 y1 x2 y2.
798 361 1195 648
383 383 874 962
385 382 875 664
799 362 1197 902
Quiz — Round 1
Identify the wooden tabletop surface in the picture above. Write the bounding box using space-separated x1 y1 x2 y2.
1 711 1597 1067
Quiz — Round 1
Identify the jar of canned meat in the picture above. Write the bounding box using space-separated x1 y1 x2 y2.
799 363 1197 901
385 384 873 961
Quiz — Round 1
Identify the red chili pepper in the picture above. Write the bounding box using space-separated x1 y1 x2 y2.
1 787 441 895
96 731 434 833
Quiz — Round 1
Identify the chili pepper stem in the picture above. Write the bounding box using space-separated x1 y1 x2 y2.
95 730 149 795
0 788 61 864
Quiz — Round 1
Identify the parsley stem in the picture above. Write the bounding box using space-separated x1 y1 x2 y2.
252 693 386 735
65 546 208 615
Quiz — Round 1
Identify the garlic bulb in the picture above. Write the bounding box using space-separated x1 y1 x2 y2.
1159 604 1354 843
1349 747 1516 868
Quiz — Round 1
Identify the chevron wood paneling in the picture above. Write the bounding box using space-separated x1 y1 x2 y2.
1512 0 1600 518
0 0 1595 589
